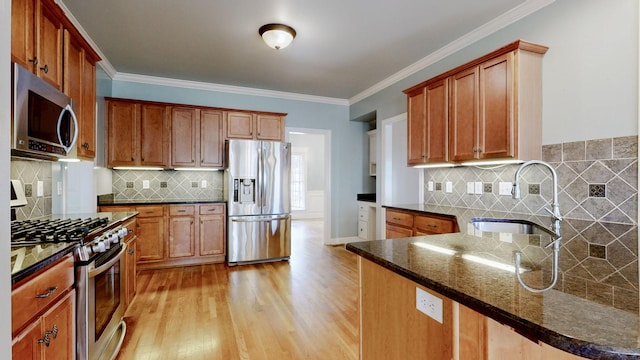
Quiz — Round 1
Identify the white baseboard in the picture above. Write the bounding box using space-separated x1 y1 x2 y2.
324 236 361 246
291 212 324 220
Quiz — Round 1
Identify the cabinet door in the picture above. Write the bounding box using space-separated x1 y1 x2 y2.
479 52 514 159
425 78 449 163
169 216 196 258
449 67 479 162
42 290 75 360
107 101 138 167
36 1 63 90
12 318 43 360
407 87 426 165
78 53 96 159
385 224 413 239
171 107 198 167
11 0 36 70
226 112 254 139
125 237 137 308
256 114 284 141
136 216 165 262
199 214 225 256
200 110 224 167
139 104 170 167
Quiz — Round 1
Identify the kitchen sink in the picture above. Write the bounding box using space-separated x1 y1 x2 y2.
471 218 554 235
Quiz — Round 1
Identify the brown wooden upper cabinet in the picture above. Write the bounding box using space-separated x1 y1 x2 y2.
404 40 548 166
226 111 286 141
12 0 100 160
106 99 171 168
171 107 224 168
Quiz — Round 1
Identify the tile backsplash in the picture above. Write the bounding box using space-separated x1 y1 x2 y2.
424 136 638 225
111 170 224 201
423 136 638 312
10 160 53 220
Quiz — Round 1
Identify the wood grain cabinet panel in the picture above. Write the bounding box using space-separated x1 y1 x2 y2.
106 99 170 168
385 208 458 239
404 40 547 165
226 111 286 141
11 0 36 70
36 0 63 90
171 108 224 168
199 204 226 256
169 211 196 258
135 208 166 262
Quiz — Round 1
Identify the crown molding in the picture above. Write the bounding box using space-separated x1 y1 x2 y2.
112 72 350 106
348 0 556 105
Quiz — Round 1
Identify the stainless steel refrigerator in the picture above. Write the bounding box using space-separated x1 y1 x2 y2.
225 139 291 265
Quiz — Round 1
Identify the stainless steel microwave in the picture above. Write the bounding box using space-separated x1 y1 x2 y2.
12 63 78 161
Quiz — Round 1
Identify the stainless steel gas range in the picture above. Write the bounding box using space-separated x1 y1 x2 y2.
11 214 134 360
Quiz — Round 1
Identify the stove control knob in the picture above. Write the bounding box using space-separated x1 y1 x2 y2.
118 228 128 238
91 242 103 253
110 233 119 244
103 238 111 250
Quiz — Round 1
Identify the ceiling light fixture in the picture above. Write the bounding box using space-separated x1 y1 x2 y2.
259 23 296 50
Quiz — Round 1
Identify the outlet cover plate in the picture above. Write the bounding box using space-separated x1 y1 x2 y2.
445 181 453 193
499 182 513 196
474 182 483 195
427 181 434 191
416 287 443 323
466 182 475 194
142 180 150 189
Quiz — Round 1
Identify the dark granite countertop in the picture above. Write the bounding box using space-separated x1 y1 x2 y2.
11 211 138 285
99 199 225 206
347 204 640 360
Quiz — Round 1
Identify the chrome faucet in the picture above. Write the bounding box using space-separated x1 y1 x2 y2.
512 160 562 292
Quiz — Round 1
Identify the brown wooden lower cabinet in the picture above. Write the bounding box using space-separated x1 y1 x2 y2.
100 203 226 270
122 218 137 310
385 208 458 239
359 257 585 360
12 255 76 359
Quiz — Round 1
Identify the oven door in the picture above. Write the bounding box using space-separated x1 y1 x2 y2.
86 243 127 360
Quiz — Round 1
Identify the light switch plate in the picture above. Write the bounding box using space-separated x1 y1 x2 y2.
474 182 483 195
201 180 208 188
142 180 150 189
428 181 434 191
466 182 475 194
37 181 44 197
445 181 453 193
499 182 513 196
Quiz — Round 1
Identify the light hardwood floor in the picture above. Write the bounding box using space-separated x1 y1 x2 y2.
117 220 360 360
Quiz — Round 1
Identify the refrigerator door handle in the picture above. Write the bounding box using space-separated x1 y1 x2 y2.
230 215 290 223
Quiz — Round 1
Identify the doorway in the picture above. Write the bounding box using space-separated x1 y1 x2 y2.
286 128 331 242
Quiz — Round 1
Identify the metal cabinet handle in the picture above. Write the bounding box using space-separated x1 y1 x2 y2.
38 333 50 347
177 210 186 213
46 324 58 339
36 286 58 299
29 57 38 66
39 64 49 73
128 248 135 255
82 142 90 149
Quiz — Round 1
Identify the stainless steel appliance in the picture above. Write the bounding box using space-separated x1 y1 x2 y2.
11 216 129 360
12 62 78 161
225 140 291 265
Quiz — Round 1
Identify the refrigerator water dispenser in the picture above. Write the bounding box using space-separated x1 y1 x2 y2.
233 178 256 203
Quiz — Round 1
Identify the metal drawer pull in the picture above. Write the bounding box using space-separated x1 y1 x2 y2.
177 210 186 213
36 286 58 298
128 248 135 255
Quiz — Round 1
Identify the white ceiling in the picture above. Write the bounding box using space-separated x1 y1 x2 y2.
59 0 548 102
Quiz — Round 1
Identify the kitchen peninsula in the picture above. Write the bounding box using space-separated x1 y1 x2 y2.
347 204 640 360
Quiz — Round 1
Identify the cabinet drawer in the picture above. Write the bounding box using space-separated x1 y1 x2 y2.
386 210 413 228
169 205 195 216
199 204 225 215
122 218 137 242
12 254 74 335
100 205 134 213
136 205 164 217
385 224 413 239
358 220 368 239
414 214 455 234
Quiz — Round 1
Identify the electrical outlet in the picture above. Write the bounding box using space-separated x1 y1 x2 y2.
142 180 150 189
445 181 453 193
466 182 474 194
499 182 513 196
427 181 434 192
416 287 443 323
201 180 208 188
474 181 483 195
37 181 44 197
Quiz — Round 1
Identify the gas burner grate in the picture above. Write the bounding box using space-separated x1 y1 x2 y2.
11 217 111 245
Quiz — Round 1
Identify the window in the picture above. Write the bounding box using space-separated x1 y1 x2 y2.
291 152 306 210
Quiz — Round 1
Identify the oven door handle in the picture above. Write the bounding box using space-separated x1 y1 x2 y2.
88 243 127 278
